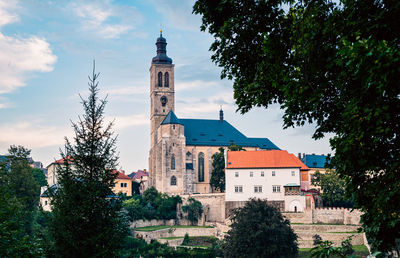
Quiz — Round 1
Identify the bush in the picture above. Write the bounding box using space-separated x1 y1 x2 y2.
182 198 203 225
182 233 189 246
122 188 182 221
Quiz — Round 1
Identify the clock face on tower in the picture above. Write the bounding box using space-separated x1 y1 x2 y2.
161 96 168 107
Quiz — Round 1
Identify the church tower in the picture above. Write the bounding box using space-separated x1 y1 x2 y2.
149 31 177 191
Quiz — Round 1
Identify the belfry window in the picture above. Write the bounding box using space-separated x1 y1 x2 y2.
158 72 162 87
171 176 176 186
164 72 169 87
171 154 175 170
198 152 205 182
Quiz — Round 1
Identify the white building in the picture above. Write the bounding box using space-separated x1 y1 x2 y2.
225 150 309 212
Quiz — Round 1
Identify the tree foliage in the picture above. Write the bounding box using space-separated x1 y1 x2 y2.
50 63 129 257
193 0 400 252
0 146 42 256
224 199 298 257
123 187 182 221
311 170 353 208
210 144 244 192
182 197 203 225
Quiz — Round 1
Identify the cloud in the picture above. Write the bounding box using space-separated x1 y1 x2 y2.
0 0 57 95
71 1 143 39
109 114 149 131
0 0 18 27
177 90 235 117
149 0 200 31
0 121 71 149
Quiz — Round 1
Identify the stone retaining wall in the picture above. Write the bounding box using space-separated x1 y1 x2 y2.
283 207 362 225
134 227 217 242
181 193 225 223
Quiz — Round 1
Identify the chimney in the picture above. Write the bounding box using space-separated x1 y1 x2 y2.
298 153 301 159
219 107 224 122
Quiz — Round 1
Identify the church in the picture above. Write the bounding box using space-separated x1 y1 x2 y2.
148 32 280 195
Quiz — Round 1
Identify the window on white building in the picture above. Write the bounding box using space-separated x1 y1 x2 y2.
273 185 281 193
235 172 239 177
250 171 253 177
261 171 264 177
254 186 262 193
291 171 295 176
235 185 243 193
272 171 276 176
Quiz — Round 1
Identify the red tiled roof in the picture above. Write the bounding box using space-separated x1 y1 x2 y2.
226 150 309 170
132 170 148 180
113 170 132 180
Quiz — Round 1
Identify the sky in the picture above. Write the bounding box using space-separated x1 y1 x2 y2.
0 0 333 172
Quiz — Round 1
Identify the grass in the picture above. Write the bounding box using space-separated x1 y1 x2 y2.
182 236 218 248
160 236 184 240
298 245 369 258
134 225 214 231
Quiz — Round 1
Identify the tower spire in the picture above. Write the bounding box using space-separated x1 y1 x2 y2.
152 30 172 64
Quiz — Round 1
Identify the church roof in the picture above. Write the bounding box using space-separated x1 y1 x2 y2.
161 110 182 125
179 119 279 150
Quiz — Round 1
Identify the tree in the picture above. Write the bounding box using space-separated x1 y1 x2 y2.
210 144 244 192
0 155 40 257
193 0 400 252
311 170 353 208
210 147 225 192
50 63 129 257
224 199 297 257
7 146 39 235
182 198 203 225
31 168 47 189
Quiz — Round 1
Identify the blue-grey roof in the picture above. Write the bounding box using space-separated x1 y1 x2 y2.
152 33 172 64
179 119 279 150
161 110 182 125
301 154 328 168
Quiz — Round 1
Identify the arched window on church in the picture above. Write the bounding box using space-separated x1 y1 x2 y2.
164 72 169 87
198 152 204 182
171 154 175 170
158 71 162 87
171 176 176 186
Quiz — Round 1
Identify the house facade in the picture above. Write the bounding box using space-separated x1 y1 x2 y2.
113 170 133 196
225 150 309 212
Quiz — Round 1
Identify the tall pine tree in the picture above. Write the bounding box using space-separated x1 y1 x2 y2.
50 62 129 257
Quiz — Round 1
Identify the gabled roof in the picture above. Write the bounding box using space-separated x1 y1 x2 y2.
161 110 182 125
226 150 309 170
47 156 72 168
179 119 279 150
113 170 132 180
132 170 149 180
301 154 328 168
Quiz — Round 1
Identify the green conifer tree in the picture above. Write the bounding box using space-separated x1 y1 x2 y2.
50 63 129 257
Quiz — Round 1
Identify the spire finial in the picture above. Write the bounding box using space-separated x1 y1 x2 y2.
160 23 162 36
219 106 224 122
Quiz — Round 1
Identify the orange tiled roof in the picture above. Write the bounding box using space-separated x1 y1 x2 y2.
226 150 309 170
113 170 132 180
